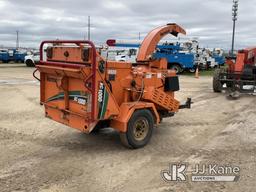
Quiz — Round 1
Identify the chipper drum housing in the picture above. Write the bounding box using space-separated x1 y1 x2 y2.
35 23 191 148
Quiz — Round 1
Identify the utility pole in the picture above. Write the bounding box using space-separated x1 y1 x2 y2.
88 16 91 41
139 32 141 40
16 30 19 49
231 0 239 56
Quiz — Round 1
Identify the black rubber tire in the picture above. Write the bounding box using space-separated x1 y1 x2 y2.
120 109 154 149
213 68 224 92
25 59 35 67
170 64 183 74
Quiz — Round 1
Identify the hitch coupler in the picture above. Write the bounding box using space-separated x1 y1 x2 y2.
179 98 192 109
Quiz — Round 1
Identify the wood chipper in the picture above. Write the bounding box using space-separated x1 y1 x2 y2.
34 23 191 148
213 47 256 98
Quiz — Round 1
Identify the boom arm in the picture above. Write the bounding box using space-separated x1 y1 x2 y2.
136 23 186 62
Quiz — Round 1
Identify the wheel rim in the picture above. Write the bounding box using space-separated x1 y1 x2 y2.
172 66 179 73
189 69 196 73
132 117 149 141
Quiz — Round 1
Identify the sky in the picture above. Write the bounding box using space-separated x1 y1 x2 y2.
0 0 255 50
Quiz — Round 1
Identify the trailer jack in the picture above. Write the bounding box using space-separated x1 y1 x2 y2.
179 98 192 109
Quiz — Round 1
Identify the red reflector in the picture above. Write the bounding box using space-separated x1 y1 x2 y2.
106 39 116 46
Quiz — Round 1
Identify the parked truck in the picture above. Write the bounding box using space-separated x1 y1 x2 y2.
106 40 195 73
0 49 27 63
212 48 225 66
24 51 40 67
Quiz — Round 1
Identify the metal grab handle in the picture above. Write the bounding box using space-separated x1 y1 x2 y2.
33 69 40 82
39 40 97 63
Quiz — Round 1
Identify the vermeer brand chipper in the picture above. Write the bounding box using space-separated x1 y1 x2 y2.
35 23 191 148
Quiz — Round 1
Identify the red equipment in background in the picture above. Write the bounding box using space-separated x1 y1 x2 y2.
213 47 256 98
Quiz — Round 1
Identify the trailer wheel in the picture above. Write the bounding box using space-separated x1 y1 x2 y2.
170 64 183 74
120 109 154 149
213 68 224 92
189 68 196 73
25 59 35 67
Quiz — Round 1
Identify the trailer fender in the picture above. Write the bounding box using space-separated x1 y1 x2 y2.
110 102 160 133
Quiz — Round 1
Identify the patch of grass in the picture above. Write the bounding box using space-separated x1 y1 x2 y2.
182 69 215 77
181 65 228 77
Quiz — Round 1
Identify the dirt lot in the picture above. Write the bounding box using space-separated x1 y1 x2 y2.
0 64 255 192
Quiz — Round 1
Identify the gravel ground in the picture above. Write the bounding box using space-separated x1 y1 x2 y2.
0 64 255 192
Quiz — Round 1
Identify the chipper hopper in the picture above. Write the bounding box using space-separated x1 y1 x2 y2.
35 23 191 148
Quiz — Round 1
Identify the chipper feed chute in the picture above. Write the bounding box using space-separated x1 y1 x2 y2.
36 40 121 133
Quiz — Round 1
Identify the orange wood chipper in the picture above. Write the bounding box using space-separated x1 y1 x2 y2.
35 23 191 148
213 47 256 98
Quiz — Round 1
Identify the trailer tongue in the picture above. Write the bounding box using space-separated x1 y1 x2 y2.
35 23 191 148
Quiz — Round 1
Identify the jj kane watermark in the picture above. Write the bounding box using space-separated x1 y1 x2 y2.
161 163 240 182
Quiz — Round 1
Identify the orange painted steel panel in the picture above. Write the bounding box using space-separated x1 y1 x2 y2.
48 46 92 64
143 87 180 112
234 52 246 72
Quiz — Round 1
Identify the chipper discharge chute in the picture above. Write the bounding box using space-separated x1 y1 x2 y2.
35 23 191 148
